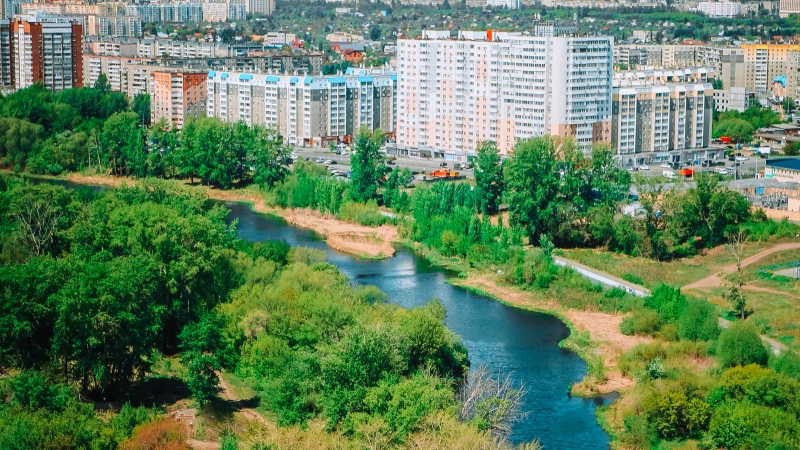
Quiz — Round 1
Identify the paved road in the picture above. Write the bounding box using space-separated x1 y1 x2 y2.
683 243 800 290
293 147 475 178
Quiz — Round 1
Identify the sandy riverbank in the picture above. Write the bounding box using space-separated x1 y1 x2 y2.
451 275 648 395
64 174 399 259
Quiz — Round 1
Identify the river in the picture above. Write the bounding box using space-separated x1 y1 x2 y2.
226 202 618 448
39 179 617 448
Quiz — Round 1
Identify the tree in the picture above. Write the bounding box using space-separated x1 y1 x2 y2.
370 25 382 40
474 141 504 215
94 73 111 94
349 127 385 203
8 183 67 256
179 314 234 404
724 229 748 319
101 111 146 177
716 321 768 368
713 118 754 142
458 365 527 438
504 136 560 243
132 94 150 127
677 299 720 341
784 141 800 156
250 125 291 187
220 27 235 44
713 78 724 90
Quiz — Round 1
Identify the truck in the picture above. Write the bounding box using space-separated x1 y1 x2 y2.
429 170 460 178
663 170 676 179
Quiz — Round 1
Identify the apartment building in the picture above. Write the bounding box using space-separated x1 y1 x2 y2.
8 19 82 91
741 44 800 96
125 4 203 23
249 0 275 15
780 0 800 17
83 52 324 97
201 1 246 22
206 68 396 146
612 69 714 165
151 71 207 129
266 32 296 45
697 0 742 17
395 30 613 158
615 44 722 70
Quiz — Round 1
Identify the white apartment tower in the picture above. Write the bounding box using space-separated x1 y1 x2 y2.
395 30 613 157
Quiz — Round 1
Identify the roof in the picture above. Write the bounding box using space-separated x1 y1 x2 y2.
766 158 800 171
772 123 800 130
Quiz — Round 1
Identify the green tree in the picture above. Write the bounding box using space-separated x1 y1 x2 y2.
349 127 385 203
101 111 146 176
504 136 560 243
713 118 754 142
784 141 800 156
250 125 291 187
132 94 150 127
179 314 234 404
474 141 504 215
716 321 768 368
94 73 111 94
677 299 720 341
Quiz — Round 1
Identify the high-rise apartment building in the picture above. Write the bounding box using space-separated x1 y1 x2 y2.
612 68 714 165
697 0 742 17
742 44 800 96
151 71 207 129
206 68 396 146
395 30 613 157
9 19 82 91
780 0 800 17
249 0 274 15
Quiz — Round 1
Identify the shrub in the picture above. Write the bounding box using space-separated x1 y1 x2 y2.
621 272 644 285
716 321 768 368
620 309 661 336
119 419 189 450
771 351 800 381
338 200 385 227
677 299 720 342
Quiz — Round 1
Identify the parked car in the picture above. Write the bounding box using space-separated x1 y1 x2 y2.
639 165 650 170
386 160 396 165
323 159 333 164
660 163 671 168
627 167 638 172
329 160 337 165
315 158 325 163
717 168 729 175
735 156 749 161
439 162 448 167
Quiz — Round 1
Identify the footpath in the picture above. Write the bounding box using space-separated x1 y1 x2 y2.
556 251 789 355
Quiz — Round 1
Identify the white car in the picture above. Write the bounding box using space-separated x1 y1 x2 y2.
639 165 650 170
735 156 749 161
323 159 333 165
660 163 671 168
717 168 729 175
315 158 325 164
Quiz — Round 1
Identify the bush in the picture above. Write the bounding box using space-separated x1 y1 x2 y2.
677 299 720 342
771 351 800 381
620 309 661 336
716 321 768 368
8 371 74 412
119 419 189 450
338 200 385 227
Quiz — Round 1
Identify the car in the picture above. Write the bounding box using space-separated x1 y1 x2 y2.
439 162 448 167
454 163 463 170
717 168 729 175
329 160 337 165
341 151 350 156
659 163 670 168
639 165 650 170
305 157 312 161
386 160 396 165
323 159 332 164
701 161 710 167
315 158 325 163
736 152 743 156
735 156 749 161
728 156 736 161
627 167 638 172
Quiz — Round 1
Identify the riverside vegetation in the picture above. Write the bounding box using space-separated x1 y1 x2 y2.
3 82 800 448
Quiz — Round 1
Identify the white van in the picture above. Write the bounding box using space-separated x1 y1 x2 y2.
663 170 675 179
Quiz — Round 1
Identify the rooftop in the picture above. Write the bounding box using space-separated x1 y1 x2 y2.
766 158 800 171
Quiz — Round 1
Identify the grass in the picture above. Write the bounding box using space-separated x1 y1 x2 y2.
560 239 788 289
220 372 257 401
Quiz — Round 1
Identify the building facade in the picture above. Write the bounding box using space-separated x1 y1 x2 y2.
697 0 742 17
206 68 396 146
780 0 800 17
8 19 82 91
249 0 274 15
612 69 714 165
151 71 207 129
395 30 613 158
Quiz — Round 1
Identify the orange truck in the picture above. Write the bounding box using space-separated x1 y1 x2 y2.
679 168 694 177
429 170 460 178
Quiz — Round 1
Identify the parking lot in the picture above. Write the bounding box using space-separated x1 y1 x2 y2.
628 155 767 179
293 147 476 178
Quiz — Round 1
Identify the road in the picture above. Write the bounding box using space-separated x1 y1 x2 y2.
293 147 475 178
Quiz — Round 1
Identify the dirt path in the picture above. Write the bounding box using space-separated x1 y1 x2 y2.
684 243 800 289
457 276 647 394
216 374 275 430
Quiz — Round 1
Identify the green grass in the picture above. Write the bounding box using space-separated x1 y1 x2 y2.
220 372 257 402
